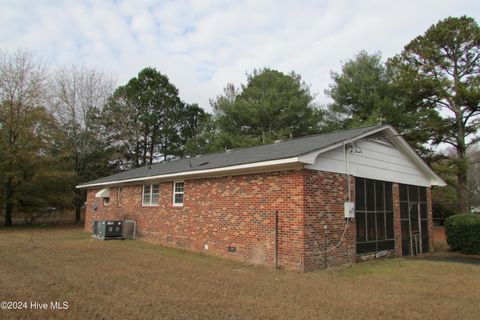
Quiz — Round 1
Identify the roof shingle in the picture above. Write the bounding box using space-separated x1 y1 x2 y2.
78 124 383 187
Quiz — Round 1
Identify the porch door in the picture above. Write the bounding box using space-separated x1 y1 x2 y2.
400 184 429 256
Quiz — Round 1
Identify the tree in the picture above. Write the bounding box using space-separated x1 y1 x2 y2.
12 108 74 224
467 145 480 208
51 66 116 224
325 51 443 155
103 67 206 166
388 16 480 212
431 150 460 218
0 50 69 226
180 104 215 157
0 50 46 226
326 51 393 127
212 68 323 149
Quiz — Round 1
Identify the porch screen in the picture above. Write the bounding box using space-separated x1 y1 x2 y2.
355 178 395 254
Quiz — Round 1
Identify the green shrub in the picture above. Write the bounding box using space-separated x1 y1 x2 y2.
445 214 480 254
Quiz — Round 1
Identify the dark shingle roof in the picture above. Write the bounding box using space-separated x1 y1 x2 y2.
78 125 383 187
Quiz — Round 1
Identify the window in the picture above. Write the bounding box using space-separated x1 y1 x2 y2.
116 187 123 206
103 197 110 206
173 181 184 206
355 178 394 254
142 184 159 206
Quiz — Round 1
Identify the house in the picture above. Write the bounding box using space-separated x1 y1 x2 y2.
78 124 446 271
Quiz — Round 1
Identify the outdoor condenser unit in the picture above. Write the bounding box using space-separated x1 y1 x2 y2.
122 220 136 239
92 220 123 239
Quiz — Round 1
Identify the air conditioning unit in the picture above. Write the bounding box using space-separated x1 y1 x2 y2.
122 220 136 239
92 220 123 239
93 220 100 236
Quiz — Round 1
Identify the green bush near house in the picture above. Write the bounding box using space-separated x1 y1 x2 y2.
445 214 480 254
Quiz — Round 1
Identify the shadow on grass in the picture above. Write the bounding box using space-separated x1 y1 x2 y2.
419 254 480 266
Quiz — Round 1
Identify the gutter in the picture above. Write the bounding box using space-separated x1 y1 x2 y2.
76 156 302 189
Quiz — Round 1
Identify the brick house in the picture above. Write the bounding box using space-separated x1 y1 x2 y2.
78 124 445 272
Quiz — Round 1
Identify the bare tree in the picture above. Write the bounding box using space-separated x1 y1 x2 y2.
0 50 48 226
51 66 115 223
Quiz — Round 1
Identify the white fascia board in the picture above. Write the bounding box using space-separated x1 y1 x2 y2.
384 125 446 186
77 157 301 189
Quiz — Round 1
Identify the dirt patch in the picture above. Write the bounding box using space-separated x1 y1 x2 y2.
1 227 479 320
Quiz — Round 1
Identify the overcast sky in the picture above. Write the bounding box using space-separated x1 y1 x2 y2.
1 0 479 112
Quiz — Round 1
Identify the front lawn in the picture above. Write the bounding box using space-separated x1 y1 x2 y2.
0 226 478 320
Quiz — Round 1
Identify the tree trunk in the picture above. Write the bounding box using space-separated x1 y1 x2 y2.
4 176 14 227
457 156 469 213
456 117 469 213
74 189 84 224
75 205 82 224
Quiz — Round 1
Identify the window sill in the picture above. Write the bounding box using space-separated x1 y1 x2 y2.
172 203 184 207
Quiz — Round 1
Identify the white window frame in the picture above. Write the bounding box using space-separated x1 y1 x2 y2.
173 181 184 206
142 184 159 206
103 197 110 206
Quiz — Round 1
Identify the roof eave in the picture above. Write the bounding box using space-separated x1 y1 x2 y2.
298 124 392 164
76 157 303 189
383 125 447 186
299 124 446 187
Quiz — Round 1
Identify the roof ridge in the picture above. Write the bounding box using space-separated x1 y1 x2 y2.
266 123 383 144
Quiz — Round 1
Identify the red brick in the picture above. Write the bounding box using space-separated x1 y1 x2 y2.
84 169 432 271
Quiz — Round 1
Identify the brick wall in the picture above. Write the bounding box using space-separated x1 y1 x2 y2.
303 170 356 271
85 169 306 271
393 183 402 256
84 168 434 271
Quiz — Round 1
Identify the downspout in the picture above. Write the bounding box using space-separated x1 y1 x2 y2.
321 139 353 266
344 140 352 203
274 210 279 269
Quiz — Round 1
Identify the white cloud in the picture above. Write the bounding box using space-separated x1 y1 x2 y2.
0 0 479 111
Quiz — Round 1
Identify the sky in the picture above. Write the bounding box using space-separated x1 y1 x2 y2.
1 0 480 112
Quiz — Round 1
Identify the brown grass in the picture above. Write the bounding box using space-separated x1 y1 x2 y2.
1 226 479 320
